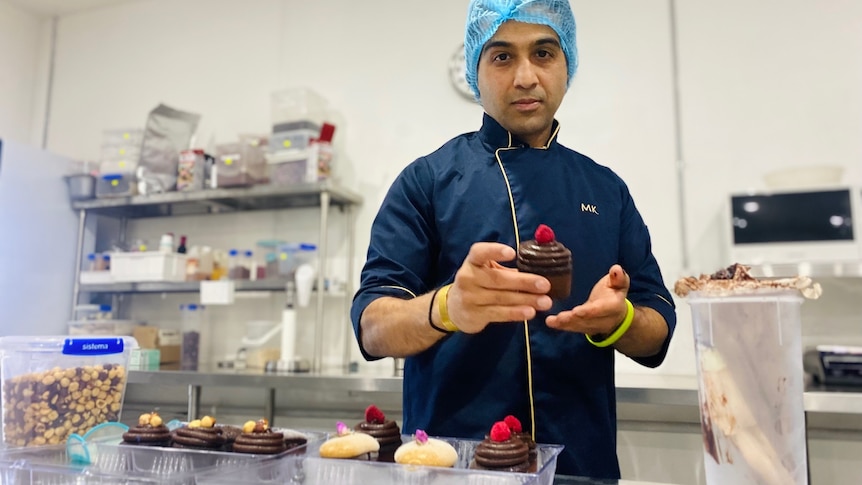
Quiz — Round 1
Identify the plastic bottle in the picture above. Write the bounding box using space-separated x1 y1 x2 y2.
159 233 175 254
180 303 203 371
244 250 256 281
177 235 188 254
101 253 111 271
86 253 97 271
186 246 200 281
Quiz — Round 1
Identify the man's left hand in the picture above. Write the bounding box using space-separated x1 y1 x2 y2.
545 264 629 336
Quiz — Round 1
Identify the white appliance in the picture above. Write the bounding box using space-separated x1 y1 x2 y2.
0 140 80 335
728 187 862 265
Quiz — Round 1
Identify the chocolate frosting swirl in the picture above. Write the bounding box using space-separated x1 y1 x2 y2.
474 437 529 468
516 239 572 275
122 424 171 445
355 420 402 447
233 429 287 454
172 426 225 449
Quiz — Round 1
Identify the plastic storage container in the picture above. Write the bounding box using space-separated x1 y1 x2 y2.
277 243 317 279
67 320 137 337
200 436 563 485
102 129 144 147
214 141 268 188
271 88 328 131
688 290 808 485
110 252 187 283
267 149 316 186
100 146 142 163
269 121 320 151
0 336 136 448
96 173 136 198
99 159 137 175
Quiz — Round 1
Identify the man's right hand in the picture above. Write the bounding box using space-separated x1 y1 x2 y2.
445 242 553 333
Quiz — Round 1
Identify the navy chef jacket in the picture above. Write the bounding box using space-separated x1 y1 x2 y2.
351 114 676 479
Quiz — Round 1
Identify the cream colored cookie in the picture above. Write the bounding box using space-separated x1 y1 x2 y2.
319 432 380 458
394 437 458 467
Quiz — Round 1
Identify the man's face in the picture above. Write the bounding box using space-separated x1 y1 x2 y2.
477 21 568 147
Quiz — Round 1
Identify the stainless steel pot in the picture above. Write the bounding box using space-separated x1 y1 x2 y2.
64 174 96 201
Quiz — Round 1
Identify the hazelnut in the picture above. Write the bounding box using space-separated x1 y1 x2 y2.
188 419 202 429
242 420 256 434
254 418 269 433
200 416 216 428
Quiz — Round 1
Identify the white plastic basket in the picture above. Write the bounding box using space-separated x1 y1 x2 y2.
110 253 187 283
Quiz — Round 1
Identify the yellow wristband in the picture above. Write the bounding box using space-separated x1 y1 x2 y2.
586 298 634 348
437 284 460 332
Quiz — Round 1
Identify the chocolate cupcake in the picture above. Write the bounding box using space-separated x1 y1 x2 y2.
504 415 537 464
281 429 309 452
172 416 226 450
470 421 531 473
220 425 243 451
122 412 171 447
517 224 572 300
355 404 401 461
233 419 286 455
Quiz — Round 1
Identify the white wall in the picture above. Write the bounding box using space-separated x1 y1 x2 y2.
0 1 45 146
18 0 862 483
677 0 862 274
675 0 862 350
45 0 689 374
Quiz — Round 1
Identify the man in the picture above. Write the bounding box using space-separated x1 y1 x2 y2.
350 0 676 478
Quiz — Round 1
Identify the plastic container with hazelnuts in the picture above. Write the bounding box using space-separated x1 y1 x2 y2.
0 336 137 449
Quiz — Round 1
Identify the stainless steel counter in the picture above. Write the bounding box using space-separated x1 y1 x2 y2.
126 368 862 419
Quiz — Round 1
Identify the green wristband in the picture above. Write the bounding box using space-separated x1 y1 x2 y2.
586 298 634 348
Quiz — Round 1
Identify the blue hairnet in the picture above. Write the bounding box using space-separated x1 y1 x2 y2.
465 0 578 100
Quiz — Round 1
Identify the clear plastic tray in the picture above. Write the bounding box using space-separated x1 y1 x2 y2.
0 429 325 484
199 436 563 485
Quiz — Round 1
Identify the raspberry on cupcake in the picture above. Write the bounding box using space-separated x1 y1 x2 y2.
355 404 402 460
470 421 531 473
517 224 572 300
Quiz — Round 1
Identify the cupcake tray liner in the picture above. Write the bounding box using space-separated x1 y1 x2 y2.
199 435 564 485
0 428 325 485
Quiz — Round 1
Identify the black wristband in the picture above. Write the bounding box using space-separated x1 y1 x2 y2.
428 287 453 334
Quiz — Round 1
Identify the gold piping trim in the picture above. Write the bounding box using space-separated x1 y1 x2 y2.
540 123 561 150
379 285 417 299
494 144 536 442
655 293 674 308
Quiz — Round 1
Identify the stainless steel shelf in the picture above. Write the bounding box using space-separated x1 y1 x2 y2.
71 182 363 218
80 279 295 294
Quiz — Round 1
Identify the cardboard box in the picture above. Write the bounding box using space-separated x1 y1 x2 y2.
133 326 159 349
159 345 180 364
132 326 181 365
